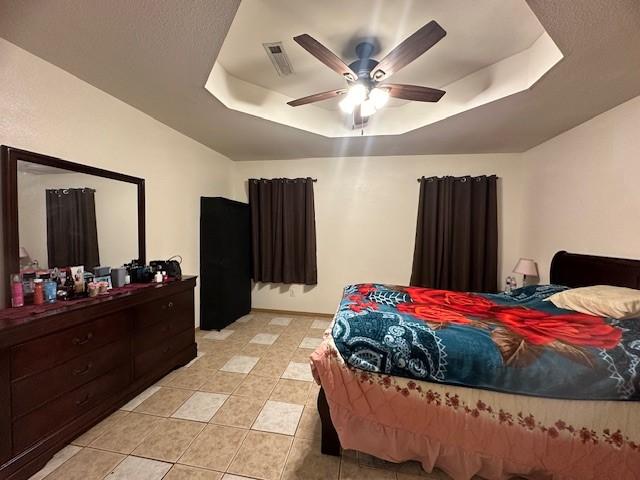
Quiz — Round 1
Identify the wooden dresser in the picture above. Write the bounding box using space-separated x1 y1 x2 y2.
0 276 197 480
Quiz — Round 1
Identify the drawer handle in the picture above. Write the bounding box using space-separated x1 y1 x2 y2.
162 301 175 310
73 363 93 376
72 332 93 346
75 393 92 407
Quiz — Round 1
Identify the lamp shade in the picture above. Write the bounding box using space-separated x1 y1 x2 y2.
513 258 538 277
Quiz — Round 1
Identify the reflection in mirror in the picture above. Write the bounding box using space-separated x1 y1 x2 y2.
17 161 139 273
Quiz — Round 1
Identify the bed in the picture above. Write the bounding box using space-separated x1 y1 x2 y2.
310 251 640 480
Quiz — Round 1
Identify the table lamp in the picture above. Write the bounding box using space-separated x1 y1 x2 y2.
513 258 539 287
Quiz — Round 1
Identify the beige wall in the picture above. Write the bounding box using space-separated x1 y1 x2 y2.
234 95 640 315
234 155 525 314
521 95 640 283
3 35 639 319
0 38 235 318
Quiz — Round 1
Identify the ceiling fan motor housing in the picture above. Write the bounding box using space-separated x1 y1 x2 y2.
348 42 379 84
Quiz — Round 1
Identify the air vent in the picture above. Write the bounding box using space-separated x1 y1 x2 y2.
263 42 294 76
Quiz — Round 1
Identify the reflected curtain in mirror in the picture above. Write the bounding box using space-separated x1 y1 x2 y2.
46 188 100 269
411 175 498 292
249 178 317 285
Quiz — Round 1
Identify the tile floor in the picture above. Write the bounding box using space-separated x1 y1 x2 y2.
30 311 455 480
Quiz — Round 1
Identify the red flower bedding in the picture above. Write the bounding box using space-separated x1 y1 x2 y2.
331 284 639 400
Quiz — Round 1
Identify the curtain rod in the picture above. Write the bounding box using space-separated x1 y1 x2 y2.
249 178 317 182
416 175 499 182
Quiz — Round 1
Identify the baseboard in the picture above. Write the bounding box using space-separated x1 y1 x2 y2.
251 308 334 318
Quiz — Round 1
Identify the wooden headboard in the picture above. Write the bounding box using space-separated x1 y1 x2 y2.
550 251 640 289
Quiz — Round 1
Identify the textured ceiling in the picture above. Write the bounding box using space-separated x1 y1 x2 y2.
1 0 640 160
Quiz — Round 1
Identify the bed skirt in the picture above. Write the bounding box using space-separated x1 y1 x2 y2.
310 337 640 480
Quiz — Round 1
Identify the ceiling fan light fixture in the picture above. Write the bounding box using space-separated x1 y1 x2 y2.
360 98 377 117
370 88 390 109
346 83 367 104
339 96 356 114
339 83 367 114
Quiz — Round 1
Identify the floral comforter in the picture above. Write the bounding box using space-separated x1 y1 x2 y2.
332 284 640 400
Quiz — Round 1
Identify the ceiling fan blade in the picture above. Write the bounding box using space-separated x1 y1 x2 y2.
371 21 446 81
294 34 358 81
287 89 347 107
383 84 445 102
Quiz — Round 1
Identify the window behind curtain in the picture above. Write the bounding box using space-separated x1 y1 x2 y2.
248 178 317 285
410 175 498 292
46 188 100 269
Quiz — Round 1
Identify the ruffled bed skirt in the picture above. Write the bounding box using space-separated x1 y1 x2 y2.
311 341 640 480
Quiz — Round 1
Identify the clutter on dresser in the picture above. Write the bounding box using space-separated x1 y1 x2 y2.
150 255 183 280
7 256 182 307
9 273 24 307
32 279 44 305
111 267 127 287
125 259 154 283
93 265 111 277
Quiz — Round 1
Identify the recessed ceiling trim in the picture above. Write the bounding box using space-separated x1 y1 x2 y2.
206 32 563 138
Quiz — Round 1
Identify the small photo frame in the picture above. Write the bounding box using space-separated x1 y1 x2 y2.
93 275 112 289
70 266 84 283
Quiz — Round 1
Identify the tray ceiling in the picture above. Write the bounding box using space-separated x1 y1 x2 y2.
208 0 562 137
1 0 639 159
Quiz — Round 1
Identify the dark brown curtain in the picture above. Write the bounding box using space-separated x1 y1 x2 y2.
249 178 317 285
46 188 100 269
410 175 498 292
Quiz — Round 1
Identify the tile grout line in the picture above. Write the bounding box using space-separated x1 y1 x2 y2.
171 420 208 471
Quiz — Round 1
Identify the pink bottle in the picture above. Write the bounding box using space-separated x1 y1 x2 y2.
10 274 24 307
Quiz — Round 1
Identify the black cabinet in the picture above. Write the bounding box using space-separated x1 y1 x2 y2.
200 197 251 330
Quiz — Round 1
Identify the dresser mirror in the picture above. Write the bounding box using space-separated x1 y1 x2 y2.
1 146 145 301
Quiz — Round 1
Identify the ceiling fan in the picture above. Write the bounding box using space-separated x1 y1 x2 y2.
287 21 447 128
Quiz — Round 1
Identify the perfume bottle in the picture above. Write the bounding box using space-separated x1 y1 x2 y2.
10 274 24 307
64 269 76 300
43 280 57 304
33 279 44 305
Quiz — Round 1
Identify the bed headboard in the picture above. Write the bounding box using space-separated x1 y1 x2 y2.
550 251 640 289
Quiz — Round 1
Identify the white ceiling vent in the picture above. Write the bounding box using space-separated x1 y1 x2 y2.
263 42 294 76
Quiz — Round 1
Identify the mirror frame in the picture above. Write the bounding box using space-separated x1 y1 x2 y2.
1 146 146 291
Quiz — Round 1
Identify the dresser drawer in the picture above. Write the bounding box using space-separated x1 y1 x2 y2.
134 289 194 331
12 365 130 453
11 312 130 380
12 338 130 419
134 327 194 378
134 308 195 353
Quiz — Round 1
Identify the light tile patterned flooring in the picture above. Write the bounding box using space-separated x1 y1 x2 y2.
30 312 451 480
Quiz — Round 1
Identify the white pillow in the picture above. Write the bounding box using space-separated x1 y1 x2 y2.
547 285 640 319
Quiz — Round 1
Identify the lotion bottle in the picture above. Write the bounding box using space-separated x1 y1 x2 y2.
10 274 24 307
